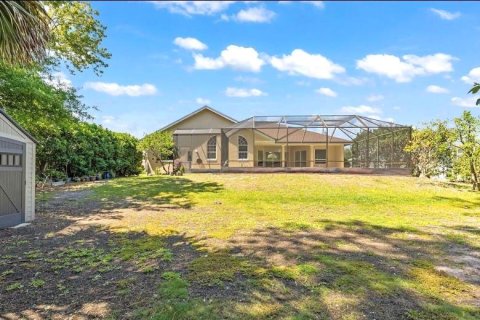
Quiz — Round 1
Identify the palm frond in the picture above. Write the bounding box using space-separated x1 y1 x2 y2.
0 1 50 66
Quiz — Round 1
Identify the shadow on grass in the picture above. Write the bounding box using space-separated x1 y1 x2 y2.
0 209 213 319
431 195 480 210
1 211 479 319
3 177 479 319
221 221 480 319
91 176 224 210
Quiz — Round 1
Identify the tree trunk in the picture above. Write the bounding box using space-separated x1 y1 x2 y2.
470 161 479 191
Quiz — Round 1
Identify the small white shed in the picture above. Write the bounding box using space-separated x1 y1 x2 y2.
0 109 36 228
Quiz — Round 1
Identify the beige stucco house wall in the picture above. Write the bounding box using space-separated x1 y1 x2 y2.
144 107 236 173
145 106 349 173
0 109 36 225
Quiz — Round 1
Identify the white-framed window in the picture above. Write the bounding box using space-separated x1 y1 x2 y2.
207 136 217 160
238 136 248 160
315 149 327 164
0 153 22 167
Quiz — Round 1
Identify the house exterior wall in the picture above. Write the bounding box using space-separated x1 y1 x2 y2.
175 134 222 170
168 109 235 131
227 129 255 168
147 108 349 173
146 108 236 173
0 112 36 222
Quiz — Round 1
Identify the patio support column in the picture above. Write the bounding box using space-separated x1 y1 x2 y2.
286 122 289 168
252 128 256 167
390 130 395 168
376 135 379 169
310 145 314 167
281 144 285 167
366 128 370 168
326 128 329 168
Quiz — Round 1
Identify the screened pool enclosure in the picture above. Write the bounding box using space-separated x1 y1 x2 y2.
219 114 412 170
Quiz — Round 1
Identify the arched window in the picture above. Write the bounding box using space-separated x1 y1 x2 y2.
207 136 217 160
238 136 248 160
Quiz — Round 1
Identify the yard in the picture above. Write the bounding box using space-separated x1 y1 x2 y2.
1 174 479 319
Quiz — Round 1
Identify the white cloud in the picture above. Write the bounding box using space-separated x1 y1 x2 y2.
173 37 207 51
430 8 461 21
84 82 158 96
42 71 72 89
451 96 478 108
195 97 211 105
461 67 480 83
316 87 337 97
357 53 455 82
151 1 234 16
335 76 369 86
367 94 384 102
233 7 276 23
225 87 266 97
194 45 265 72
403 54 454 74
340 105 382 115
426 85 449 94
270 49 345 79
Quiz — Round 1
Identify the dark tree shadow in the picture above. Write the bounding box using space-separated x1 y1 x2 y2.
2 177 479 319
0 209 212 319
220 221 480 319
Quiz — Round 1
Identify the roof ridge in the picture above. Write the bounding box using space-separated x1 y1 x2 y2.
159 105 237 132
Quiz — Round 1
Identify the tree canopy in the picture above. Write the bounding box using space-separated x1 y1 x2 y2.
139 131 178 174
0 1 50 66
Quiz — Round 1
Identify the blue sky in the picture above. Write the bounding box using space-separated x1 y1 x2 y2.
59 1 480 137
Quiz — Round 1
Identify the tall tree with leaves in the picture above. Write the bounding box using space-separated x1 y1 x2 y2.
404 121 453 178
0 1 50 65
139 131 177 174
45 1 111 75
452 111 480 191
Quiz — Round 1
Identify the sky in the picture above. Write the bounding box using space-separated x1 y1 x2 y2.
58 1 480 138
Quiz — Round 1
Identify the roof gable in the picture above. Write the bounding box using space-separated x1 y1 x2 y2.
0 108 36 143
160 106 237 132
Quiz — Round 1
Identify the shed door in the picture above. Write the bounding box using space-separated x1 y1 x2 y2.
0 137 25 228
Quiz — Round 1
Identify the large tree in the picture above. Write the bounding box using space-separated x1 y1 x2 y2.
139 131 177 175
452 111 480 191
45 1 111 75
0 1 110 74
0 1 50 65
404 121 453 178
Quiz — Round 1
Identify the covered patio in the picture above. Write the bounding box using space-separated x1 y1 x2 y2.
221 114 412 171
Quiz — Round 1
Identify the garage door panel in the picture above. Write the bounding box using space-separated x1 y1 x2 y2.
0 137 24 228
0 170 22 214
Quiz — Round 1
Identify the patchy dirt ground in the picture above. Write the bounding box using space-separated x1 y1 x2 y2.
1 176 480 320
0 184 202 319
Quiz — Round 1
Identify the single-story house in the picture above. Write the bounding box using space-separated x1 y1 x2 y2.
0 109 36 228
144 106 365 173
144 106 411 173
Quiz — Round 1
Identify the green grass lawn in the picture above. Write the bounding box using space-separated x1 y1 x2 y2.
3 174 479 319
87 174 480 319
